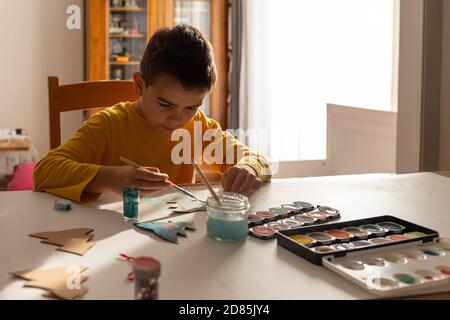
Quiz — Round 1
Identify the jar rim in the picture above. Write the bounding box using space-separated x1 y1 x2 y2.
206 191 250 211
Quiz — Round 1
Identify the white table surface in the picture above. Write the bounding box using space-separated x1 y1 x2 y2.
1 172 450 300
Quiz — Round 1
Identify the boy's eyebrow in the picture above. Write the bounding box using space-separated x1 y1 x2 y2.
157 96 203 108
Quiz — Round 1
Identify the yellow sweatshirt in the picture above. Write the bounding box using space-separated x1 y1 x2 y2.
33 102 271 202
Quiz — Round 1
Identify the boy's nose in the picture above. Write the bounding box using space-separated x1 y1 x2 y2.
168 111 183 124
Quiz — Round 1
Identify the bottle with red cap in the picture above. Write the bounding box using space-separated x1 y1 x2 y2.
132 257 161 300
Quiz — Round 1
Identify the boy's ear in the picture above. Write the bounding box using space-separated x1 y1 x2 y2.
132 72 145 96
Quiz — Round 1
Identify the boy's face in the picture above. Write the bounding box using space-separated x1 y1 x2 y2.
133 72 207 134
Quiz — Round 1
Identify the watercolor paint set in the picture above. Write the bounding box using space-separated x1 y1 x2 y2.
277 215 450 296
248 201 341 240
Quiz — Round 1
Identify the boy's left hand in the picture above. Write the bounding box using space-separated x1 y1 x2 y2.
221 165 262 197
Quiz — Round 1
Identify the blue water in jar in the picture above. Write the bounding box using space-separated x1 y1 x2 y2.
207 216 248 241
206 192 250 242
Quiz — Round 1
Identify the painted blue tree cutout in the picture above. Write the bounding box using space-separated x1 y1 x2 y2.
135 221 196 243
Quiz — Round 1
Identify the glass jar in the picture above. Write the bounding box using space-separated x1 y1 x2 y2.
123 187 139 221
206 192 250 242
132 257 161 300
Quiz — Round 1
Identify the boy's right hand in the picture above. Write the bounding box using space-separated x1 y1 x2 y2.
86 165 172 197
115 165 172 196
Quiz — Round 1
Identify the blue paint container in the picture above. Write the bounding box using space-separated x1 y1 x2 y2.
123 187 140 221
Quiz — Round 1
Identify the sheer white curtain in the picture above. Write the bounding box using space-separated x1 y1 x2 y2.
239 0 397 162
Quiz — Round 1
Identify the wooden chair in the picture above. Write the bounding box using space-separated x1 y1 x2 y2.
48 76 138 149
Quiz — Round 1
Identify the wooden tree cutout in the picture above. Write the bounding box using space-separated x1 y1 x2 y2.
11 266 89 300
29 228 95 256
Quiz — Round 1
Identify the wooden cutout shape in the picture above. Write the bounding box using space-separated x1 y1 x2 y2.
10 266 89 300
30 228 95 256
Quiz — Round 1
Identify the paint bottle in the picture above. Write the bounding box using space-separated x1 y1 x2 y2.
132 257 161 300
123 187 139 221
206 192 250 242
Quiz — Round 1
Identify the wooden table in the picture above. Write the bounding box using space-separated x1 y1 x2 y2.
0 172 449 299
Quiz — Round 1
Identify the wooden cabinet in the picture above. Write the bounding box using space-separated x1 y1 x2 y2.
86 0 229 127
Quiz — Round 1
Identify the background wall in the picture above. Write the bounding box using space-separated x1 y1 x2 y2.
0 0 84 162
396 0 424 173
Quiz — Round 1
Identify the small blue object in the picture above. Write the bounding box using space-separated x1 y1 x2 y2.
123 187 140 220
54 199 72 211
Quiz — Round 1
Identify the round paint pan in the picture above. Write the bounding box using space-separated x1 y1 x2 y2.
265 222 289 232
249 226 276 240
387 234 410 242
317 206 340 219
293 214 316 225
306 232 335 245
330 243 355 251
312 246 336 254
363 257 386 267
360 224 388 236
269 207 291 218
384 254 408 264
404 231 427 239
402 251 427 260
281 219 303 229
350 240 373 248
420 248 444 257
340 261 365 271
293 201 315 211
393 273 419 285
369 237 393 245
248 213 265 226
415 269 443 280
371 277 399 289
304 210 328 222
343 227 371 239
290 234 316 247
435 265 450 276
376 221 406 234
255 211 279 221
281 204 301 214
325 229 352 242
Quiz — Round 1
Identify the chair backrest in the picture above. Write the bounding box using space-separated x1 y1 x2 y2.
48 76 139 149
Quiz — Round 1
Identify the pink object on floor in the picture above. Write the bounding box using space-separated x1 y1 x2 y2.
7 162 35 191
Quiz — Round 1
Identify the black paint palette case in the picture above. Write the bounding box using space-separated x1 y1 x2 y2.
277 216 450 297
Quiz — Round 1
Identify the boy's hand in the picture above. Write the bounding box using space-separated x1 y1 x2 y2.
220 165 262 197
86 165 171 197
113 166 171 196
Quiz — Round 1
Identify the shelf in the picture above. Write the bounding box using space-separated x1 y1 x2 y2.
110 34 145 38
110 7 144 12
110 61 140 65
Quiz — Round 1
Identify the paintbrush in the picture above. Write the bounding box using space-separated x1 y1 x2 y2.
191 161 222 204
119 156 205 204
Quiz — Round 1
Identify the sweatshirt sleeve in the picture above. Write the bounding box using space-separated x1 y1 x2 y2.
33 112 111 203
200 113 272 182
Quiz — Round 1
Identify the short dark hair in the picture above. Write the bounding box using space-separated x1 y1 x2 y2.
140 25 217 92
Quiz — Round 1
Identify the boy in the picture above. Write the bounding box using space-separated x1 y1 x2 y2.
34 25 271 203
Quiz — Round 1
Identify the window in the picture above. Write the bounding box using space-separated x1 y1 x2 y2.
244 0 397 161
